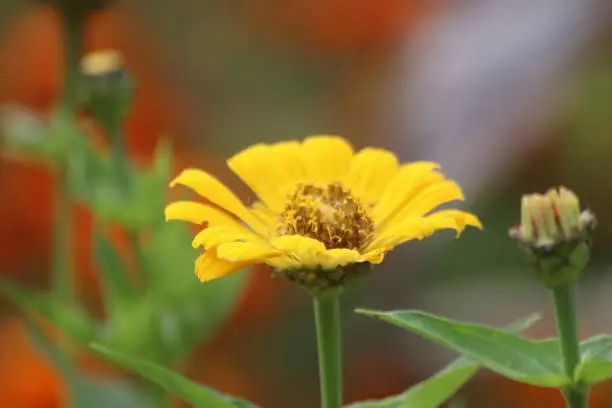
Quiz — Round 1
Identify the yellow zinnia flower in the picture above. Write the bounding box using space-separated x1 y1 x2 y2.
165 135 482 289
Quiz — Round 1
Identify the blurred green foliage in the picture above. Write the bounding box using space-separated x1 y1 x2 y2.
0 4 249 406
92 342 260 408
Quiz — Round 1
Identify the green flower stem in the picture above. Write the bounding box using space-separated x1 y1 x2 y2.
51 168 74 305
57 6 83 112
552 284 589 408
129 231 147 277
313 290 343 408
106 126 146 277
51 4 84 305
102 115 132 193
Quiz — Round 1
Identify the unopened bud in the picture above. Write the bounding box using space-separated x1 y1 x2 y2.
80 50 133 131
511 187 594 247
510 187 595 288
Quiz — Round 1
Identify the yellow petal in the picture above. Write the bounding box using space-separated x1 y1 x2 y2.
372 162 443 227
271 235 327 270
194 248 252 282
429 210 483 233
366 217 451 250
216 241 283 262
343 148 399 204
367 210 481 251
227 141 303 212
389 180 465 225
164 201 243 228
361 248 388 264
192 226 262 249
250 201 278 227
318 248 362 269
265 255 302 270
301 135 354 183
169 168 266 233
271 140 305 179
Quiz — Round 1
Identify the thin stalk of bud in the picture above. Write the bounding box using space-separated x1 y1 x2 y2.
552 285 588 408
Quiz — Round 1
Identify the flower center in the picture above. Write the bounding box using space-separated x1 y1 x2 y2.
277 182 374 250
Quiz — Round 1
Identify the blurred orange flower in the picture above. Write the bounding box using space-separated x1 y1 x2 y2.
0 315 131 408
247 0 437 52
0 318 66 408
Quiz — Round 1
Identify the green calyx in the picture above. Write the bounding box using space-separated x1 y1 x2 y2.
519 238 591 288
277 262 373 296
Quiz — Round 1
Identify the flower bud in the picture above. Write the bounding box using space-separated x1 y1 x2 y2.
80 50 133 132
510 187 595 288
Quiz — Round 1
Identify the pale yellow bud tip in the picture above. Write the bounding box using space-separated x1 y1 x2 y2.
80 49 124 76
519 186 584 245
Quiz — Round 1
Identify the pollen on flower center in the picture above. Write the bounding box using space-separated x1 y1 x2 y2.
276 182 374 250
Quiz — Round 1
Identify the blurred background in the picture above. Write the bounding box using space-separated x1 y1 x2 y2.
1 0 612 407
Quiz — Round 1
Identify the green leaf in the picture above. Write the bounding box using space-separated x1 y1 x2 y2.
92 226 135 313
575 334 612 384
143 221 199 288
346 313 542 408
24 314 72 372
70 378 148 408
24 316 147 408
356 309 566 387
0 278 94 344
346 359 475 408
0 277 55 319
141 221 248 360
99 221 247 365
90 343 259 408
0 104 90 164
